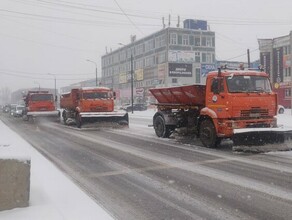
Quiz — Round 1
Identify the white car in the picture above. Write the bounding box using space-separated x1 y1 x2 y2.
278 105 285 114
15 105 25 117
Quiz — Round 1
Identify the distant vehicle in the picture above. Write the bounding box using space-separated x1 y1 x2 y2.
2 105 10 113
22 90 59 121
60 87 128 128
9 104 17 117
15 105 25 117
122 103 147 112
278 105 285 114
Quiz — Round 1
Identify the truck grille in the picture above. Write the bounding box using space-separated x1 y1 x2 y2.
240 108 269 117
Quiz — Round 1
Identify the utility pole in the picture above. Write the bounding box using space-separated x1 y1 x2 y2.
86 59 98 86
131 53 134 114
247 49 250 68
119 42 134 114
48 73 57 102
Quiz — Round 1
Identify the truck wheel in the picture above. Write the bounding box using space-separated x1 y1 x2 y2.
22 115 28 121
76 114 82 128
199 120 219 148
154 115 172 138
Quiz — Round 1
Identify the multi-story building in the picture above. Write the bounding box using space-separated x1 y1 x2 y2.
258 31 292 108
101 19 216 105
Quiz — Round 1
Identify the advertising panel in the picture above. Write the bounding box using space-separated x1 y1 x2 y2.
273 48 283 83
169 63 192 77
283 54 291 68
158 63 166 80
201 64 216 77
260 52 271 75
119 72 127 84
135 69 144 81
168 50 196 63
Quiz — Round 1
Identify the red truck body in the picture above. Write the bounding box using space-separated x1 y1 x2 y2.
150 68 287 147
60 87 128 128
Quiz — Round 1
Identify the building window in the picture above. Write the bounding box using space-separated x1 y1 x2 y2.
145 56 155 67
202 52 213 63
170 33 177 45
195 68 201 83
135 44 144 56
206 37 212 47
157 52 166 64
194 37 200 46
182 35 189 45
195 52 200 62
201 37 206 46
172 78 178 83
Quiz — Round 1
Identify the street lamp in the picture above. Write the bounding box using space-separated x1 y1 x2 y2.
48 73 57 102
119 43 134 114
86 59 98 86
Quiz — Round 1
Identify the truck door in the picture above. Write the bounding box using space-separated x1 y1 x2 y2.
207 77 225 113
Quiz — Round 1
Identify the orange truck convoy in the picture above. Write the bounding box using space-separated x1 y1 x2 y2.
150 67 289 147
22 90 59 121
60 87 128 128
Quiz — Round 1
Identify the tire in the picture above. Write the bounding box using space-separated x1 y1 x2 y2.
199 120 219 148
76 113 82 128
153 115 172 138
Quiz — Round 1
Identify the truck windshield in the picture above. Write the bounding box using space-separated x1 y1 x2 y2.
226 75 272 93
83 92 110 99
31 94 53 101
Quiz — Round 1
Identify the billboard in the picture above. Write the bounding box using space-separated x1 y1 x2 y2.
169 63 192 77
273 48 283 83
201 64 216 77
260 52 271 75
168 51 196 63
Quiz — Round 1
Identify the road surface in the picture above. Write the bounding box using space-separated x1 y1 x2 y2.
1 113 292 220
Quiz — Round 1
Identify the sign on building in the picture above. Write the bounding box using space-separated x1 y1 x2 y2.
169 63 192 77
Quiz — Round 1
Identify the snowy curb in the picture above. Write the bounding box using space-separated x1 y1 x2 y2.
0 145 30 211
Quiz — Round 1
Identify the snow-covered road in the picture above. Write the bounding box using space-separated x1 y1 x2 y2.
1 109 292 219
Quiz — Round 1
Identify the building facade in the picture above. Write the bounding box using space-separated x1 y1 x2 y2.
258 31 292 108
101 20 216 105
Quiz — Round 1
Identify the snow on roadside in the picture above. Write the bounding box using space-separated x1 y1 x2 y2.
0 120 114 220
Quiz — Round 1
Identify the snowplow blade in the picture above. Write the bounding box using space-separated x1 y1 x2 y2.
79 111 129 127
26 110 60 117
232 127 292 146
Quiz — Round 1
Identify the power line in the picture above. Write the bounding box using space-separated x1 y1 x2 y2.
0 71 92 81
112 0 144 35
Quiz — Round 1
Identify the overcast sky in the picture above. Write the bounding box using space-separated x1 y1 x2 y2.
0 0 292 92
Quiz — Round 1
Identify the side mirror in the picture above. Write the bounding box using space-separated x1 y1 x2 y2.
211 80 219 94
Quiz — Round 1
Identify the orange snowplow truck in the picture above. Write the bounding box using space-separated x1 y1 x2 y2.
22 90 59 121
150 67 289 147
60 87 128 128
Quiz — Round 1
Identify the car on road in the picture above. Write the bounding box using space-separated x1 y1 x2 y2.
15 105 25 117
121 103 147 112
278 105 285 114
9 104 17 117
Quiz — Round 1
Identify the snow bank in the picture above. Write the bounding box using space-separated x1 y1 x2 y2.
0 120 114 220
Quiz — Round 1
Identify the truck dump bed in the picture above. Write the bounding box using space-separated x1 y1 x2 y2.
149 84 206 106
60 89 79 109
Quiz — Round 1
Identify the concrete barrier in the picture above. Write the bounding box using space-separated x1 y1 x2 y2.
0 144 30 211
